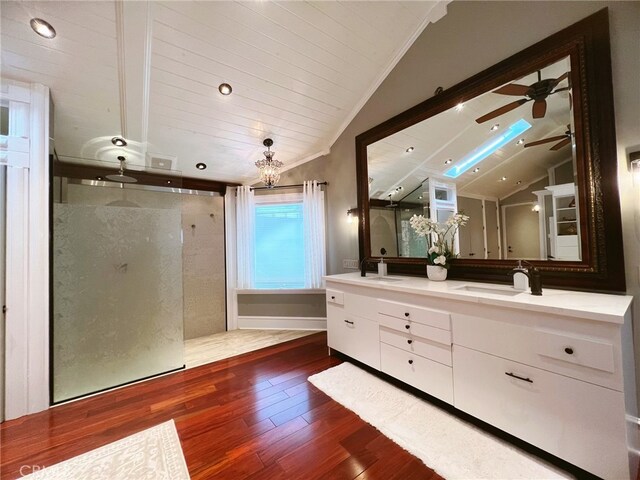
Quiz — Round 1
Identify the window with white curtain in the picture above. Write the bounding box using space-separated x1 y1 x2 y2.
252 190 325 289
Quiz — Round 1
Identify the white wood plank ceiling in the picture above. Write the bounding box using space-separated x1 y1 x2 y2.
1 0 449 183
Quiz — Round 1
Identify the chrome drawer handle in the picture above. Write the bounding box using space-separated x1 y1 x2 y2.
405 324 410 330
344 320 354 325
564 347 574 355
408 359 414 365
505 372 533 383
407 339 413 345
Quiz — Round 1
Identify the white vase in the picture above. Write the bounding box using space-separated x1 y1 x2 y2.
427 265 448 281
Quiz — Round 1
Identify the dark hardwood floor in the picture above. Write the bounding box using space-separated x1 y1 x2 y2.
0 332 440 479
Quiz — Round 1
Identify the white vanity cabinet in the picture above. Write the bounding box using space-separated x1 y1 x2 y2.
325 273 638 480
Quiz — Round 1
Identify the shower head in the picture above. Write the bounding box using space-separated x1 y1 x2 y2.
106 156 137 183
105 173 137 183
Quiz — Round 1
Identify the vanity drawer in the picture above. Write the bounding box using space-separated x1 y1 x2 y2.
381 342 453 404
452 314 622 391
453 345 628 480
535 329 614 373
326 289 344 306
380 327 452 366
378 299 451 330
327 306 380 369
379 314 451 346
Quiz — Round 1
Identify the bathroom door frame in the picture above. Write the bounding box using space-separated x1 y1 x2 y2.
1 80 50 420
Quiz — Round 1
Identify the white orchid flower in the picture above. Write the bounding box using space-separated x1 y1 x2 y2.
433 255 447 265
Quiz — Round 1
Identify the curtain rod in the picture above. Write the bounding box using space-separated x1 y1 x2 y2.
250 181 328 191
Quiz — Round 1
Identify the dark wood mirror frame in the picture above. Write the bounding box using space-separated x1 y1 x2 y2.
356 8 625 292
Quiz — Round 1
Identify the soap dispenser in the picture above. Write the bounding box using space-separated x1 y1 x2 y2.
378 248 388 277
512 260 528 291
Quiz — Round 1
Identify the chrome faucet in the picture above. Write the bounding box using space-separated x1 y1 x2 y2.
509 260 543 296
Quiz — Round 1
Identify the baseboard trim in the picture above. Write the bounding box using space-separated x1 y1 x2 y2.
237 316 327 331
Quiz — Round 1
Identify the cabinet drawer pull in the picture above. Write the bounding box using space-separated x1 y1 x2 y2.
344 320 354 325
404 312 410 317
505 372 533 383
408 359 414 365
564 347 574 355
405 324 410 330
407 339 413 345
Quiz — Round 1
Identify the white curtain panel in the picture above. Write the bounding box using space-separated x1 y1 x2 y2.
303 180 326 288
236 186 255 288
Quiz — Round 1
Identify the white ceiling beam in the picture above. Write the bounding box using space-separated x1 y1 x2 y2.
115 0 153 165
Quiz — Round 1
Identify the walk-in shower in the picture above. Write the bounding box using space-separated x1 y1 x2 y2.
51 167 226 403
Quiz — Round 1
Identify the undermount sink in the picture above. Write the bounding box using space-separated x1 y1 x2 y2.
453 284 522 296
363 276 403 282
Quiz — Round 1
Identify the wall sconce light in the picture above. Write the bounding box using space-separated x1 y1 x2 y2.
630 151 640 186
532 204 541 212
347 208 358 224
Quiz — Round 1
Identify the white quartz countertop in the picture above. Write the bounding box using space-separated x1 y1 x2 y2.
324 272 633 324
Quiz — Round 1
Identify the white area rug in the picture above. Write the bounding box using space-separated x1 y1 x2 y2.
309 363 570 479
24 420 190 480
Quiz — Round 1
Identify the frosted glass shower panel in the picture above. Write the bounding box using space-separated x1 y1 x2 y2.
53 203 184 402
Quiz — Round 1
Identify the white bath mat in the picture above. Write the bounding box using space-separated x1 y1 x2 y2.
309 362 570 479
24 419 190 479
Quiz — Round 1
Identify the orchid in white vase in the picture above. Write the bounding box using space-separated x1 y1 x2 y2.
409 212 470 269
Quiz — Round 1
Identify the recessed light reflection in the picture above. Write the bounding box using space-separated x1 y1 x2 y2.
516 138 525 145
472 167 480 173
500 176 507 181
196 163 207 170
218 83 232 95
516 180 522 185
111 137 127 147
30 18 56 39
444 159 452 165
455 103 464 111
406 146 414 153
490 124 500 131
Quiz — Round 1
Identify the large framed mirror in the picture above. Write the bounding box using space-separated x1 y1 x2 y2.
356 8 625 292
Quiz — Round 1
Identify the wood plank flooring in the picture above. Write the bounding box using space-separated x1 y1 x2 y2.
0 332 440 480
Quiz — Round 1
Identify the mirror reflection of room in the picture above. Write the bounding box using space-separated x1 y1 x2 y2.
368 55 579 262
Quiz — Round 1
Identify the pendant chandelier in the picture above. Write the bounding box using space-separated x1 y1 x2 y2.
255 138 283 188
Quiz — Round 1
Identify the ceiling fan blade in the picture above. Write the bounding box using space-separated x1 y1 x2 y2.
532 99 547 118
475 98 529 124
493 83 531 96
554 72 569 85
551 86 571 94
524 135 568 148
550 137 571 151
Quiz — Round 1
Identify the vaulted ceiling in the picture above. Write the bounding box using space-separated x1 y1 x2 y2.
1 0 449 184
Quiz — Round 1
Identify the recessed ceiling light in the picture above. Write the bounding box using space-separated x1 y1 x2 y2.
196 163 207 170
516 180 522 185
395 186 403 191
166 180 172 184
444 159 452 165
472 167 480 173
516 138 525 145
218 83 232 95
96 176 103 181
490 124 500 131
418 196 423 200
30 18 56 39
406 146 414 153
500 176 507 181
117 155 126 161
111 137 127 147
455 103 464 111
